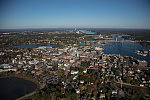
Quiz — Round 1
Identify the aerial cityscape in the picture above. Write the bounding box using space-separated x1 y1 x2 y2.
0 0 150 100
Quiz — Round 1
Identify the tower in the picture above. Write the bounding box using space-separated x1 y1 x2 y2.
116 37 118 42
77 51 79 57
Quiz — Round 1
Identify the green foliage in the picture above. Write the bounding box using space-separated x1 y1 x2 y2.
81 61 90 67
126 77 132 84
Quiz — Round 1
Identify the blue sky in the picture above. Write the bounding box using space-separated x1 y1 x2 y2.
0 0 150 29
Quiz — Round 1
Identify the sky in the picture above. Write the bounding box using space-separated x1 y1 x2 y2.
0 0 150 29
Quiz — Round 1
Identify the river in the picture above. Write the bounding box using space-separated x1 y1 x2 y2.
82 30 150 66
101 36 150 66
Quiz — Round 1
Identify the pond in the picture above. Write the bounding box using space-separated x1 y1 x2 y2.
0 77 37 100
10 44 58 48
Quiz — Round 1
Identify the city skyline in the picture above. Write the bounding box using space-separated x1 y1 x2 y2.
0 0 150 29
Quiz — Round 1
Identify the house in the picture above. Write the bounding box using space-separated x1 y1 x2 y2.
47 65 53 69
36 71 43 76
80 80 84 84
35 63 43 70
140 84 144 87
75 89 80 94
138 60 147 67
73 75 78 80
71 70 79 75
111 90 118 97
0 64 13 69
83 69 87 73
99 93 105 99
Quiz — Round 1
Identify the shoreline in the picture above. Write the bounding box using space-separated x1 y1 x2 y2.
0 73 41 88
0 73 41 99
0 73 42 100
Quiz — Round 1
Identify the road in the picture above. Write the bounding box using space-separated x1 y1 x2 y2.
116 81 148 88
106 80 148 88
16 91 36 100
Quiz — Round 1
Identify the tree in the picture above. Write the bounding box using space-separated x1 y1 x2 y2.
126 77 132 84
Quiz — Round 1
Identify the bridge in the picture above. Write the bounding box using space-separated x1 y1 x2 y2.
103 40 135 43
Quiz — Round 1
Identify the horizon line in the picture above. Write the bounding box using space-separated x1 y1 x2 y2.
0 27 150 30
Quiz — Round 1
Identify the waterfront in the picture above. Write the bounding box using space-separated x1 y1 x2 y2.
11 44 58 48
0 77 37 100
81 30 150 66
101 36 150 66
81 30 96 34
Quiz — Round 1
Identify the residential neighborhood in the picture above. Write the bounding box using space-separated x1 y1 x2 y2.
0 30 150 99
